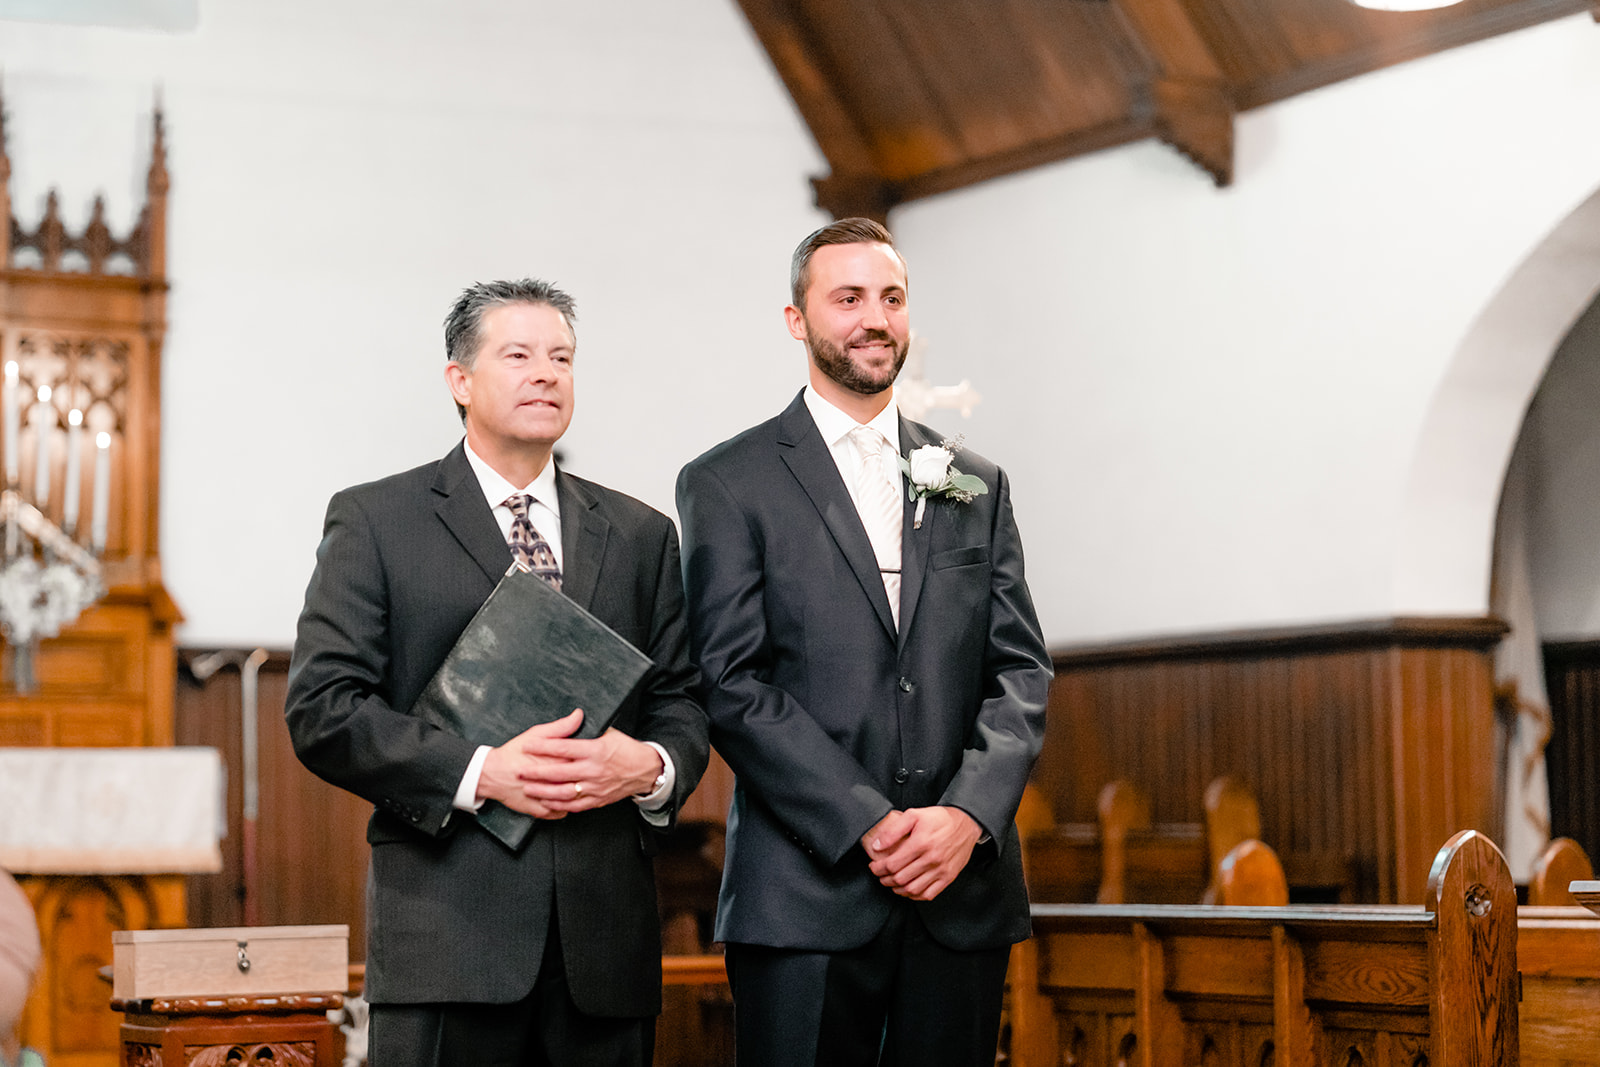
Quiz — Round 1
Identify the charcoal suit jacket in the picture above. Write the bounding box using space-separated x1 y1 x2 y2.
285 441 708 1015
675 391 1052 952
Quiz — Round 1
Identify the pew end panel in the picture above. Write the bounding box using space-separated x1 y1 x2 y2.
1218 839 1289 906
1529 837 1595 907
1426 829 1519 1063
1096 779 1151 905
1201 775 1261 904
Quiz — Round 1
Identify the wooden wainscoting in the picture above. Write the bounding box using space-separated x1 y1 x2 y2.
174 650 372 961
1035 617 1506 904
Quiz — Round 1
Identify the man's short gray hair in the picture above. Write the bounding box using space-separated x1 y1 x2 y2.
443 279 578 421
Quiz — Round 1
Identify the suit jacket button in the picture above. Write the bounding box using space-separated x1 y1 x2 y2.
898 678 914 693
894 769 909 784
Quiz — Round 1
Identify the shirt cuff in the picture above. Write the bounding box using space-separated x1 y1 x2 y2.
453 745 493 813
632 741 675 821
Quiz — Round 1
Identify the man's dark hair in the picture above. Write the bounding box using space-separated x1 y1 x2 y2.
789 218 901 309
443 278 578 420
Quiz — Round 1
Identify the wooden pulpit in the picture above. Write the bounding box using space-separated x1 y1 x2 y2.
111 925 348 1067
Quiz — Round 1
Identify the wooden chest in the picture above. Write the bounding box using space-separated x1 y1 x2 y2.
112 924 348 1000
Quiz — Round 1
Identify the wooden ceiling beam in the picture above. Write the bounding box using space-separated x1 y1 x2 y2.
811 173 898 225
1113 0 1236 185
1148 78 1234 186
732 0 893 219
737 0 1587 217
894 115 1157 205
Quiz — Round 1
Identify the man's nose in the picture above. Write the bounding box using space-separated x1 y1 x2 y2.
861 300 889 331
525 352 557 380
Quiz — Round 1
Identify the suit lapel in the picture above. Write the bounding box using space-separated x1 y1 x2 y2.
896 418 936 649
556 470 609 613
432 442 515 586
776 394 897 641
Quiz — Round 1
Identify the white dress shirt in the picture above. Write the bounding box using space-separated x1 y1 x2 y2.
802 386 904 515
450 440 674 820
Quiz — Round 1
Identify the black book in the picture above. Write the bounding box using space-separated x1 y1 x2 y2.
413 563 654 850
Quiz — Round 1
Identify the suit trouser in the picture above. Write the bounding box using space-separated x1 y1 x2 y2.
366 910 655 1067
724 902 1012 1067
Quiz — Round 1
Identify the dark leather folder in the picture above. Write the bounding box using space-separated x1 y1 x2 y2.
413 563 654 850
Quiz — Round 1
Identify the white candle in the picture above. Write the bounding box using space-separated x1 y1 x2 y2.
32 385 51 506
3 362 17 485
63 409 82 535
91 431 110 555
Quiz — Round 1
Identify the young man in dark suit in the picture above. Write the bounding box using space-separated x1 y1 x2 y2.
676 219 1053 1065
287 279 709 1067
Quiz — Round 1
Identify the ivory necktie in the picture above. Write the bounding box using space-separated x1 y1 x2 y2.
848 425 903 628
504 494 563 591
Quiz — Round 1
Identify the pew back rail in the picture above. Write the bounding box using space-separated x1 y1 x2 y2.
1015 830 1517 1067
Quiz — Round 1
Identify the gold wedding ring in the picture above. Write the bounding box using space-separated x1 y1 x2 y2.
573 782 584 798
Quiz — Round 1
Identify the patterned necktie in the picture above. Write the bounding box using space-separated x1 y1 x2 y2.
504 494 563 590
848 425 903 629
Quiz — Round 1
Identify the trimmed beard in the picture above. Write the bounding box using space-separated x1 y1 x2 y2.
807 328 909 397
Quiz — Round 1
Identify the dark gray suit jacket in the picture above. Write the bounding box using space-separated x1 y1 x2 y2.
676 391 1052 952
286 441 708 1015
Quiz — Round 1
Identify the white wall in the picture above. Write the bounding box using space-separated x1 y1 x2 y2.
892 14 1600 644
0 0 829 646
3 5 1599 649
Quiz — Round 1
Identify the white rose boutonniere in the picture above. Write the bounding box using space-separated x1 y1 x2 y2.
898 435 987 529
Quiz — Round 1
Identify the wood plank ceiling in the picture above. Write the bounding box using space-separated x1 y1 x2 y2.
735 0 1596 219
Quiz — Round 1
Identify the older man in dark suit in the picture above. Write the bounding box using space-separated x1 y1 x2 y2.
676 219 1053 1066
287 279 708 1067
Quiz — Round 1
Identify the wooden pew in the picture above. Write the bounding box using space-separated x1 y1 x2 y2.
1216 838 1290 907
1518 905 1600 1066
1197 838 1600 1066
1009 830 1517 1066
1528 837 1595 906
654 819 732 1067
1022 776 1263 905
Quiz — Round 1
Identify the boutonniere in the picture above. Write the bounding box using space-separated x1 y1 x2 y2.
899 435 988 529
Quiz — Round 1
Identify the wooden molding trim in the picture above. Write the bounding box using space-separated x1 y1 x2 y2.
1540 637 1600 661
1050 615 1508 669
113 992 343 1015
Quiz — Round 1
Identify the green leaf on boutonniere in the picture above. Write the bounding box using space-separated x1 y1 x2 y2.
948 473 987 497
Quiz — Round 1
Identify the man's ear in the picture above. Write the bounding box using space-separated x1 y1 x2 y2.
784 304 807 342
445 361 472 409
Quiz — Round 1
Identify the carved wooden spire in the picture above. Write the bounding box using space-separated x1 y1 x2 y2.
141 100 167 279
1 80 11 268
5 94 167 278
